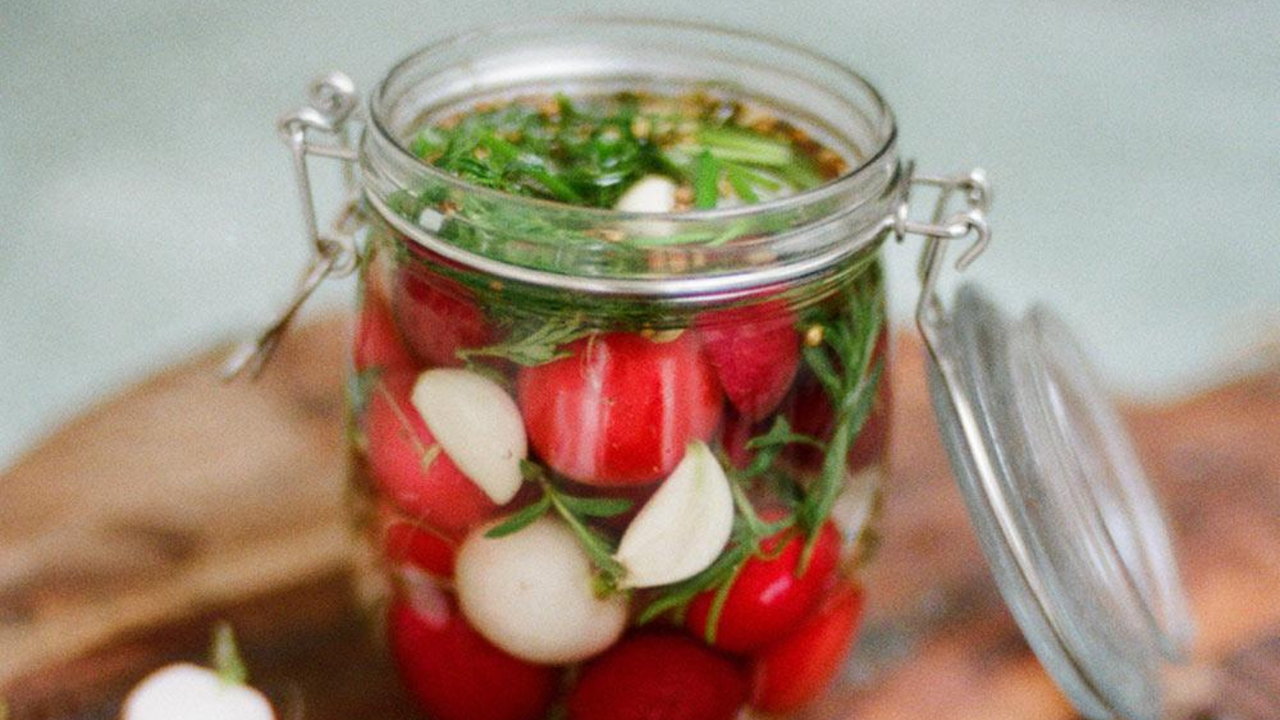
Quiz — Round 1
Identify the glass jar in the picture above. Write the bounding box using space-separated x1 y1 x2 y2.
234 17 1194 720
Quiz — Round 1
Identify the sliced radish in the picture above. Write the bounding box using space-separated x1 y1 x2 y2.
719 409 758 472
455 517 628 664
412 368 527 505
783 328 891 477
378 503 459 579
613 441 734 588
122 664 275 720
396 563 453 627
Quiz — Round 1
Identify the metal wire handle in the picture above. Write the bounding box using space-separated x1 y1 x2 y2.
222 72 362 380
893 163 992 361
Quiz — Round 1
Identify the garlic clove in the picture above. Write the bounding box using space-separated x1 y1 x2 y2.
613 441 734 588
615 175 678 213
615 175 680 239
412 368 527 505
455 516 628 664
121 664 275 720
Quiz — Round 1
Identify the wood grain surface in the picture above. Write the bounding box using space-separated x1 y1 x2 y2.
1 315 1277 720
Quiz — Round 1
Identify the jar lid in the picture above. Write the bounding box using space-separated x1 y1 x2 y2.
925 284 1196 720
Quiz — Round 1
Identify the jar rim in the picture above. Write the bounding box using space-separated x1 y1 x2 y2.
367 16 899 223
359 16 905 297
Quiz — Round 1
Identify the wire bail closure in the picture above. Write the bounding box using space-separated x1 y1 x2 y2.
223 72 362 380
893 163 993 363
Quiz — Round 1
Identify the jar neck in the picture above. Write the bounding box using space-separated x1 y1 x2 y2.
358 18 903 299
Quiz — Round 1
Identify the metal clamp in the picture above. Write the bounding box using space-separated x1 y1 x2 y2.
223 72 362 380
893 163 992 362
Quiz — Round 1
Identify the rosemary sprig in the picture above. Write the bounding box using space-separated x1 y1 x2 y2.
692 151 721 209
736 415 823 482
635 528 751 625
693 127 794 167
796 275 885 567
725 165 759 203
488 461 633 593
408 92 830 214
720 160 783 192
484 494 554 538
386 92 845 277
456 315 592 367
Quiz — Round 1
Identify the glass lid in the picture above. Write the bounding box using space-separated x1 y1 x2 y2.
922 284 1196 720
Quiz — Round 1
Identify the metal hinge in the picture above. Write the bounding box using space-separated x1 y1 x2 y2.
223 72 362 380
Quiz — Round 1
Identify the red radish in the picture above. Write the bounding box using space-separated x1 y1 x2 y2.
389 599 559 720
783 329 891 476
784 372 891 476
364 371 501 537
567 633 748 720
750 583 866 714
354 279 417 372
392 268 493 368
719 409 758 471
378 503 457 578
696 300 800 421
686 519 841 653
517 332 722 485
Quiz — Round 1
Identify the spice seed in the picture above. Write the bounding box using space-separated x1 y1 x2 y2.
804 325 826 347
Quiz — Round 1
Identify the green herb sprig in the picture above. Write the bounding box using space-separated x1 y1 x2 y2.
456 315 592 367
796 273 885 568
635 415 820 641
212 622 248 686
406 91 827 221
487 461 633 594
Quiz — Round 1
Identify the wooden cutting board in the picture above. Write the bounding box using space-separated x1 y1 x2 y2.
2 315 1277 720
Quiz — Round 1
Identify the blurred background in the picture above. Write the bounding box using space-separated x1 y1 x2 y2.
1 0 1277 467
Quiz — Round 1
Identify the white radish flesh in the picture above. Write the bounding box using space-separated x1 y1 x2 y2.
121 664 275 720
412 368 527 504
455 516 628 664
613 440 734 588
